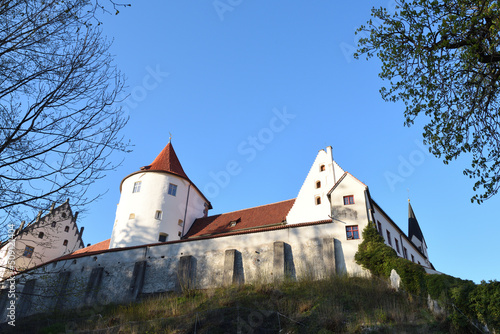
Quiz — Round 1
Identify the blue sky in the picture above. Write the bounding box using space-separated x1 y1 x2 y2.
79 1 499 283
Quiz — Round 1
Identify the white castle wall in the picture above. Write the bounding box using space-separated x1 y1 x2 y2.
110 172 207 248
0 221 370 320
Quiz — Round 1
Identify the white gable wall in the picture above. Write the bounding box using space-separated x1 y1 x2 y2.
328 173 370 275
287 147 344 225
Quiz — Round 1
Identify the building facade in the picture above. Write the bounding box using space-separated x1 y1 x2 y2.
0 143 436 320
0 201 85 280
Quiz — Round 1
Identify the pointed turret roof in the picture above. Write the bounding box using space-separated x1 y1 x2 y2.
140 142 189 180
408 202 425 243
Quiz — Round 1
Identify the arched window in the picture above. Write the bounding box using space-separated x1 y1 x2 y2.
320 164 325 172
316 181 321 188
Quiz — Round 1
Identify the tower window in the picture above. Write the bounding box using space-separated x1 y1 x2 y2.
168 183 177 196
178 231 182 237
129 213 135 219
133 181 141 193
23 246 34 258
320 164 325 172
51 221 56 227
63 239 68 246
64 226 69 232
61 212 67 218
346 226 359 240
155 210 162 220
38 232 44 239
343 195 354 205
158 233 168 242
315 196 321 205
316 181 321 188
178 219 183 226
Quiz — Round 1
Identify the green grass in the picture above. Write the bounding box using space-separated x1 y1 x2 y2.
8 275 451 334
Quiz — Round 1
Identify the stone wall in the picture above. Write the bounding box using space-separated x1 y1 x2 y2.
0 221 368 320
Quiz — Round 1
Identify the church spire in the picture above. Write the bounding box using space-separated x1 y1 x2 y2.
408 202 425 243
140 141 189 180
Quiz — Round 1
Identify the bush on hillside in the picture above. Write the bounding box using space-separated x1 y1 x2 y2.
355 222 499 333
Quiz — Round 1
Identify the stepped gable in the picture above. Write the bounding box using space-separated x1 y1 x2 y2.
185 199 295 238
140 142 189 180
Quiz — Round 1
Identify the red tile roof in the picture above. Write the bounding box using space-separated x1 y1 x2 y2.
185 199 295 238
70 239 110 256
141 142 189 180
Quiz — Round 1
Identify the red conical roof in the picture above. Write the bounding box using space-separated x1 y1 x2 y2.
141 142 189 180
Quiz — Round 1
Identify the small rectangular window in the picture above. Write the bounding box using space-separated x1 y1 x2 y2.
346 225 359 240
377 221 383 236
394 239 400 253
158 233 168 242
178 219 183 226
315 196 321 205
403 247 408 259
386 230 392 246
63 240 68 246
64 226 69 232
51 221 56 227
411 254 415 263
168 183 177 196
343 195 354 205
38 232 44 239
178 231 182 237
155 210 162 219
23 246 34 258
133 181 141 193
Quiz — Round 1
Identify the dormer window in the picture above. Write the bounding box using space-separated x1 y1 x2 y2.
229 221 237 227
320 164 325 172
316 181 321 188
133 181 141 193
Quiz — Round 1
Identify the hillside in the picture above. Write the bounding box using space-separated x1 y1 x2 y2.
6 276 453 334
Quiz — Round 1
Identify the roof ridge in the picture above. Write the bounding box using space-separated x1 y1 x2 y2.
206 198 295 216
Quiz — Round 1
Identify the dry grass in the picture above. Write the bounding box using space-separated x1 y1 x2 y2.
10 275 449 334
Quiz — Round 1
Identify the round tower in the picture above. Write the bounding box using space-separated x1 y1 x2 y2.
109 141 211 249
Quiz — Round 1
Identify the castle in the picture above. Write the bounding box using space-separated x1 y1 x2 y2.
0 142 437 320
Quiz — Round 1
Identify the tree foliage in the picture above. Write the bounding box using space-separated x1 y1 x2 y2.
0 0 130 235
356 0 500 203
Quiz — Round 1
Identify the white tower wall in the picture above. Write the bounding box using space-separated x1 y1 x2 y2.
109 172 207 249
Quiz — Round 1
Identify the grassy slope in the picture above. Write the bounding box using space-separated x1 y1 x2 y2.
7 275 451 334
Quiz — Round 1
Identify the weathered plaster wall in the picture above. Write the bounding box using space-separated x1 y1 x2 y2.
0 221 369 320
